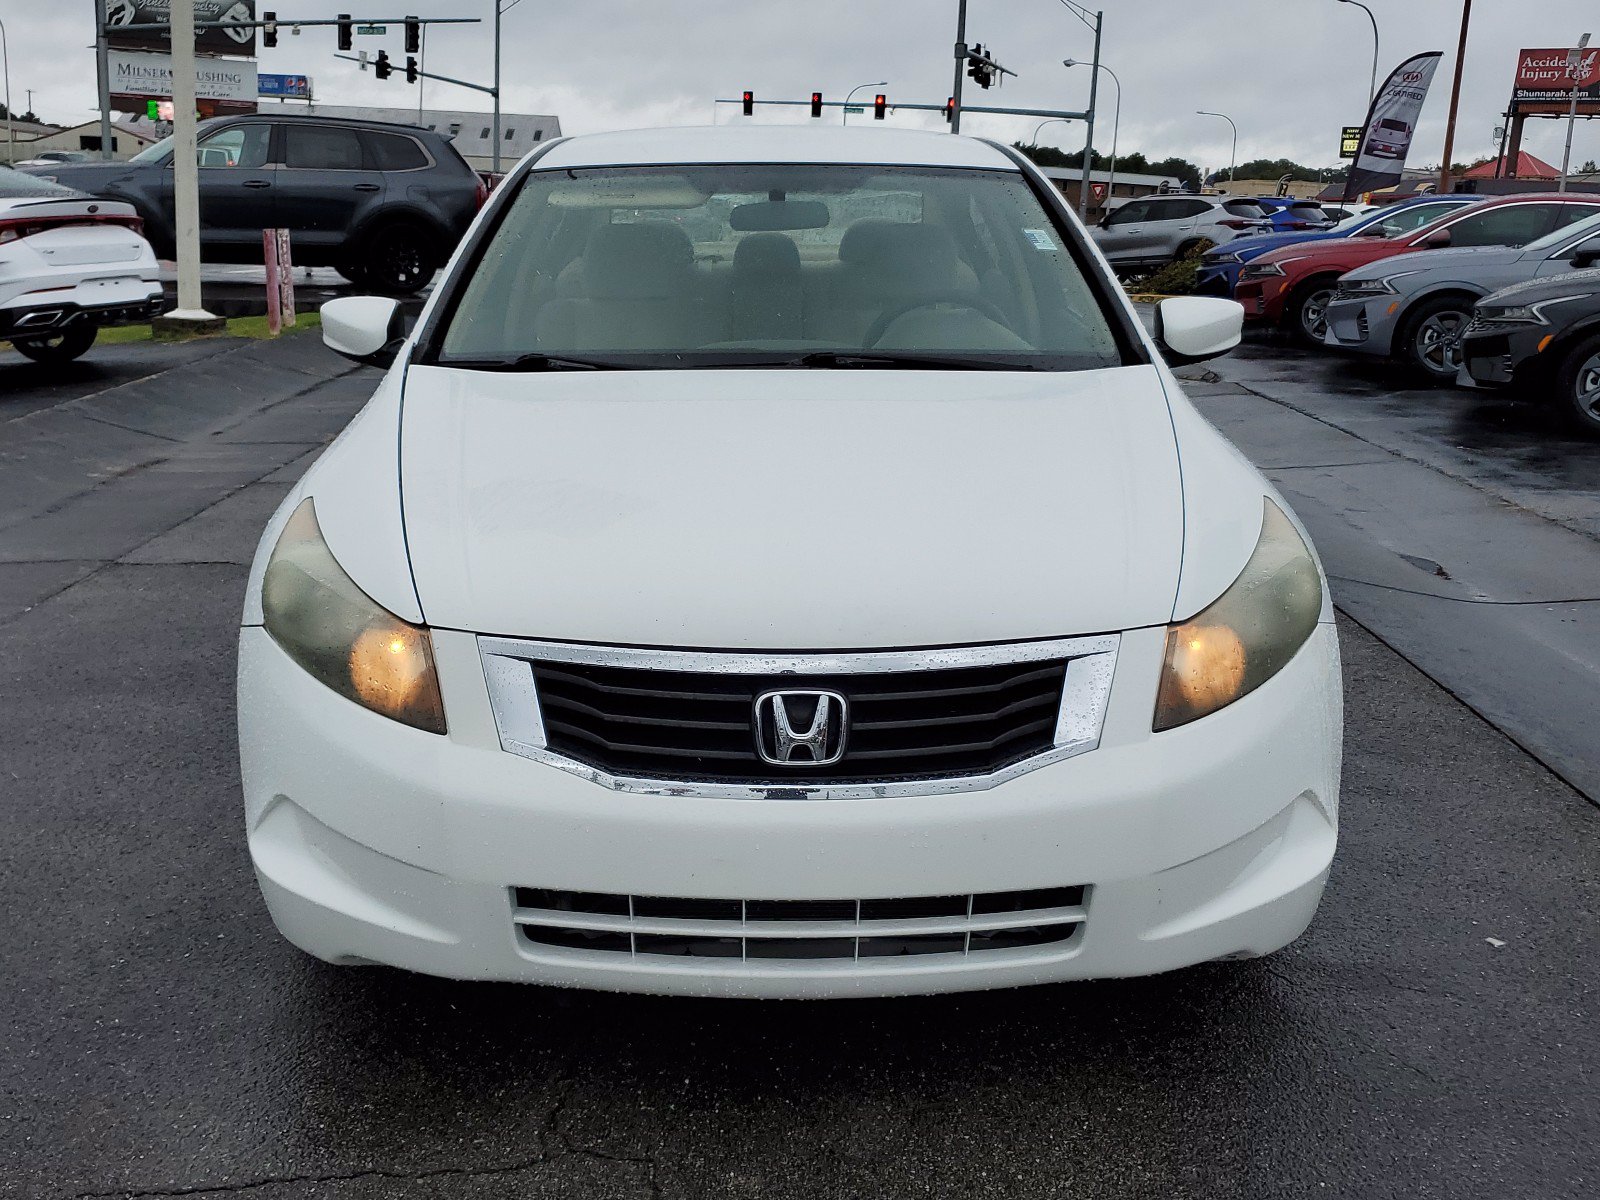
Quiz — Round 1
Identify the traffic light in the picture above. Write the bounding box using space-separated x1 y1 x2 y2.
336 14 352 52
262 11 277 49
404 16 421 55
967 45 995 89
406 56 419 84
374 50 392 80
944 96 955 124
742 90 753 116
873 93 886 120
810 92 823 119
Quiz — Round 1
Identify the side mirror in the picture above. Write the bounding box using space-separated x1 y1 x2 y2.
1419 228 1452 249
1357 223 1394 238
1154 296 1243 365
321 296 405 367
1570 235 1600 269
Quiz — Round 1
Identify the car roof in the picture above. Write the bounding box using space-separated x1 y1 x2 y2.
205 113 433 136
532 126 1021 171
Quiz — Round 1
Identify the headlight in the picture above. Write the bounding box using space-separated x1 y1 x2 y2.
1239 261 1285 281
1206 251 1244 265
261 498 447 733
1474 294 1593 327
1154 498 1323 731
1335 270 1419 299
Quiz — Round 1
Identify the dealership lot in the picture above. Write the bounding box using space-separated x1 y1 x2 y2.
2 328 1597 1199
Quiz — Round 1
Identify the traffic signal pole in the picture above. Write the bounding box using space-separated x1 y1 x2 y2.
950 0 969 133
1078 10 1102 219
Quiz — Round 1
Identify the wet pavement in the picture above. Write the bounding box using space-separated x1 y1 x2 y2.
2 330 1597 1199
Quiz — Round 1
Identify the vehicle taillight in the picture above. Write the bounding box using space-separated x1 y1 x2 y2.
473 175 490 210
0 213 143 243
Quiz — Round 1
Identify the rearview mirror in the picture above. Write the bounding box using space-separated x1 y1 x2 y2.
321 296 405 368
1570 235 1600 269
1419 228 1452 249
1154 296 1243 365
729 199 830 232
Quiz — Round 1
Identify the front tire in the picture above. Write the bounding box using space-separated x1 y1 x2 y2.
11 324 97 363
360 221 438 295
1398 295 1473 382
1555 333 1600 437
1285 277 1337 347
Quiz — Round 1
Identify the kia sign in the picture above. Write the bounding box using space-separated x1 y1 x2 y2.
110 49 258 104
1513 47 1600 116
1343 52 1443 202
104 0 257 58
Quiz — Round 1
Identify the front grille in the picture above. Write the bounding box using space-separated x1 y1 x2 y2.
513 886 1088 963
529 658 1067 784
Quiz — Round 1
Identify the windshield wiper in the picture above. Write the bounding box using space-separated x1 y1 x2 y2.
446 353 638 372
779 351 1036 371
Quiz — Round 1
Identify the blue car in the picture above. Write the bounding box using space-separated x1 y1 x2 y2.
1195 195 1484 297
1253 197 1336 234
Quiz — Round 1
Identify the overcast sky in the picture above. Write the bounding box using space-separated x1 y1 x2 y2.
12 1 1600 173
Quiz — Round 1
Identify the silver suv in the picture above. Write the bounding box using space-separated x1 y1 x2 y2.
1092 195 1271 273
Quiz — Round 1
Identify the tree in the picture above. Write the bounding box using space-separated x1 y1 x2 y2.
1012 143 1201 189
1582 159 1599 174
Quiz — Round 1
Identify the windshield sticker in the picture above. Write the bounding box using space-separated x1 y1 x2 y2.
1023 228 1058 252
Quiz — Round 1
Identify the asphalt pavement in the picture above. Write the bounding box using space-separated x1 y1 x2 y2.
2 328 1598 1199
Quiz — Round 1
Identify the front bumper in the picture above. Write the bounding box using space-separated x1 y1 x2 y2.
1322 295 1388 355
1232 278 1284 324
238 622 1343 997
1459 326 1546 391
1194 261 1243 298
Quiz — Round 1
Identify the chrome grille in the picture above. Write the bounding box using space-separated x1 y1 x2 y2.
512 886 1089 963
478 635 1121 799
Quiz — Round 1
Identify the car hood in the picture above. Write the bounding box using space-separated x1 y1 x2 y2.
397 364 1187 649
1480 265 1600 306
1209 230 1339 260
1253 236 1411 270
1341 244 1524 282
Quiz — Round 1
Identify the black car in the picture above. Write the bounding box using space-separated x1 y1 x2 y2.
1460 265 1600 436
22 114 486 293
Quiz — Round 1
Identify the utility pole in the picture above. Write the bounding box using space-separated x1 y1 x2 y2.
94 0 115 160
1559 34 1594 192
1078 9 1101 219
1438 0 1473 194
949 0 968 133
161 0 220 331
492 0 502 172
0 18 12 167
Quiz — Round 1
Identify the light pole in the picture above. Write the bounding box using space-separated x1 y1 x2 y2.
1197 110 1238 184
842 80 887 126
1031 117 1074 143
1560 33 1594 192
1337 0 1380 105
1064 59 1120 206
0 18 12 167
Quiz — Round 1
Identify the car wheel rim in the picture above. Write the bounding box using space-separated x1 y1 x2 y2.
1576 352 1600 421
374 233 425 288
1417 312 1465 375
1301 290 1332 340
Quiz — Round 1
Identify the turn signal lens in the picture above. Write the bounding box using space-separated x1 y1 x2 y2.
261 498 446 733
1154 498 1323 731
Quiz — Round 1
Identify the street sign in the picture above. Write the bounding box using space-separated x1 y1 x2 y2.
1089 182 1108 204
1339 125 1363 159
844 105 864 114
356 24 388 35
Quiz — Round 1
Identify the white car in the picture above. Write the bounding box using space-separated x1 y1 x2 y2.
0 166 163 362
1091 194 1273 272
238 126 1341 998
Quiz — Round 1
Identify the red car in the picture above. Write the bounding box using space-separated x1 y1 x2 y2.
1234 194 1585 345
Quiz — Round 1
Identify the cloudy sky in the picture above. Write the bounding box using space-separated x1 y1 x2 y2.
12 1 1600 173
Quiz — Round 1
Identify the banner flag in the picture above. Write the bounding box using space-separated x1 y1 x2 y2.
1342 52 1443 202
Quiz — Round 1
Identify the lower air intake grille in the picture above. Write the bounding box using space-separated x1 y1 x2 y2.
512 886 1088 963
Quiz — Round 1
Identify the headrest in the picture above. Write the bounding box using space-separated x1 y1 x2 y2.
733 232 801 276
837 220 963 290
583 221 693 298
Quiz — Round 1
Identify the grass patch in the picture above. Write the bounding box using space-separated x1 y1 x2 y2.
85 310 321 347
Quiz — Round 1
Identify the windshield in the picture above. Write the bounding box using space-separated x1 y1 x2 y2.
1523 209 1600 254
433 164 1126 371
130 136 174 164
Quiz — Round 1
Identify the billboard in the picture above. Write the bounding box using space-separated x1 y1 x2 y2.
259 73 312 98
104 1 257 57
110 48 258 104
1343 52 1443 201
1513 47 1600 115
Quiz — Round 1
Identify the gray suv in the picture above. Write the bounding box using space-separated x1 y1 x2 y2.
22 115 486 293
1091 194 1271 273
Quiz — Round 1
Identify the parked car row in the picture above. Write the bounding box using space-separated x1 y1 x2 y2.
1199 190 1600 434
1090 192 1339 275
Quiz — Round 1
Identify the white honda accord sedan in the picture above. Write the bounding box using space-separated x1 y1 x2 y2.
239 126 1341 997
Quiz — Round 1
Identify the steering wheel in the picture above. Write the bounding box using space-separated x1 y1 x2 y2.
863 294 1014 348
